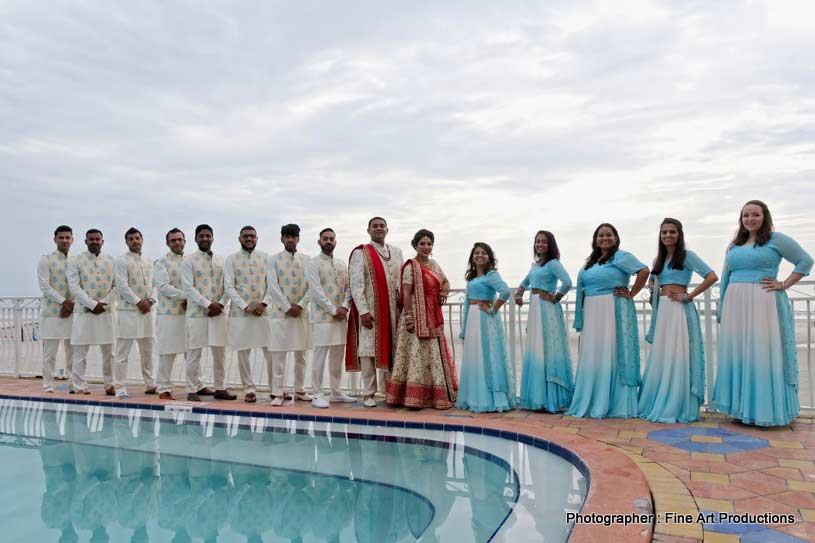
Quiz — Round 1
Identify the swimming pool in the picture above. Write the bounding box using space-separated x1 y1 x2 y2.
0 398 586 542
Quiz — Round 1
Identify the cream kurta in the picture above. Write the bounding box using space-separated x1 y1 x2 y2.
154 252 187 355
224 249 273 351
305 253 351 347
37 250 73 339
114 251 156 339
67 251 117 345
267 250 312 351
348 241 403 357
181 250 228 349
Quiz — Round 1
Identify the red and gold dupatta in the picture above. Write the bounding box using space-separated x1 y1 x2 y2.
346 244 393 372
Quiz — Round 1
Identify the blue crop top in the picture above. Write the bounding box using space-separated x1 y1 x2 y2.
465 270 512 301
519 259 572 295
577 250 647 296
653 250 714 287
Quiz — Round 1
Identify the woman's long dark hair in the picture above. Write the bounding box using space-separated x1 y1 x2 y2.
465 242 497 281
584 223 620 270
652 218 686 275
732 199 774 247
533 230 560 266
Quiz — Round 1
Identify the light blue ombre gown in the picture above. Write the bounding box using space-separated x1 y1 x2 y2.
456 270 517 413
638 251 713 423
518 260 574 412
713 232 813 426
567 250 647 419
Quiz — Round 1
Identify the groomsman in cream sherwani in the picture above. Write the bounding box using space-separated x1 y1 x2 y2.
181 224 237 402
305 228 357 408
267 224 312 406
67 229 117 394
37 225 75 392
154 228 187 400
347 217 403 407
113 227 157 398
224 226 274 403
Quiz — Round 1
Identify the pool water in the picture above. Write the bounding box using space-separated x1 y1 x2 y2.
0 399 586 542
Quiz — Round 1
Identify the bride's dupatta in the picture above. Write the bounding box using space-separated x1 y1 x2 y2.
404 259 458 393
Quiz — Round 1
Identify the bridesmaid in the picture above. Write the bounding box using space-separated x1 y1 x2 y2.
638 218 717 423
713 200 813 426
567 223 649 419
456 242 517 413
514 230 574 412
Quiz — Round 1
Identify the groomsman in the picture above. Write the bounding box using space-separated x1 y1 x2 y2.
347 217 403 407
267 224 312 406
224 226 274 403
305 228 356 408
37 225 75 392
113 227 157 398
181 224 236 402
67 229 117 394
155 228 187 400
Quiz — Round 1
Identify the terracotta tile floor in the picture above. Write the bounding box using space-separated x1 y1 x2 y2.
2 377 814 543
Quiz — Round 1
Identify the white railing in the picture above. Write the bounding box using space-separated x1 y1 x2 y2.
2 281 814 409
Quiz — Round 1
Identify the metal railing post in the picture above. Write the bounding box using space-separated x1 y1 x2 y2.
703 289 714 406
508 301 517 376
13 298 23 378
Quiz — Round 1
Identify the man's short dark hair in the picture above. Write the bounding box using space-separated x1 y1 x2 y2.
54 225 73 236
240 225 257 235
124 227 142 240
195 224 213 236
86 228 103 238
165 228 185 242
319 228 335 237
368 217 387 228
281 224 300 236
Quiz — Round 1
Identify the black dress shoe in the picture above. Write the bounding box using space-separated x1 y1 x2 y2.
213 389 237 400
196 387 215 396
186 393 202 402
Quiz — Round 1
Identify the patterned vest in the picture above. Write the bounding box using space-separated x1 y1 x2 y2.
40 251 72 317
156 252 185 316
185 250 225 318
229 249 269 317
310 254 348 323
71 251 115 313
117 252 154 311
269 250 309 319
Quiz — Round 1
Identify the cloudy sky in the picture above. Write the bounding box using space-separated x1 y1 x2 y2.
2 0 814 295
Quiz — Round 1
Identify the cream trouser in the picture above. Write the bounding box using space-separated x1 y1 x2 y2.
236 348 273 394
312 345 345 397
156 353 185 394
71 344 113 391
113 337 156 392
268 351 307 397
185 347 226 393
359 357 387 398
42 339 73 390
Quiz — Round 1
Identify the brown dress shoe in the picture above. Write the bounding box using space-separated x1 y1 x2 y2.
144 387 158 395
158 392 173 400
196 387 215 396
105 386 115 396
213 389 237 400
244 392 257 403
186 393 202 402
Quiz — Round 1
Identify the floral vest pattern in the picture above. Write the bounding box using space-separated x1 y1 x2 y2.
117 252 154 312
185 250 225 318
71 251 115 313
311 254 348 323
229 250 269 317
269 250 309 319
156 252 185 316
40 251 72 317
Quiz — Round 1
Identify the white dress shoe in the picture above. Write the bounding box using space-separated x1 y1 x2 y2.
329 393 358 403
311 396 330 409
295 392 313 401
115 389 129 399
270 396 285 407
362 397 377 408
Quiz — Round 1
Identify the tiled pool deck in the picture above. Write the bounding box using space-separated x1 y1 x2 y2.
1 377 814 543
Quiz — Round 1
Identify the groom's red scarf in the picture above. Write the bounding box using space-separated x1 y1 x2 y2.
345 244 393 372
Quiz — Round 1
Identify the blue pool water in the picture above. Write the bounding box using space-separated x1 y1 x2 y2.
0 399 586 542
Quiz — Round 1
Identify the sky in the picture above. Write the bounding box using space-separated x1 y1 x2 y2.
2 0 814 295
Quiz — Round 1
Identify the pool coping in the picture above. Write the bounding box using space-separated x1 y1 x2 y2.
0 390 654 543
